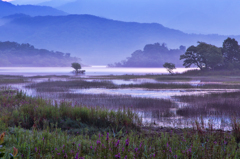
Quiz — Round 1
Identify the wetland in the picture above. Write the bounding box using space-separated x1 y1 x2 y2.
2 67 240 130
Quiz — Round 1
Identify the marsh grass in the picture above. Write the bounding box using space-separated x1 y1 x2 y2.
27 80 117 92
2 120 240 158
0 90 141 134
182 69 240 76
2 86 240 158
174 91 240 117
27 78 240 93
0 75 27 84
56 93 176 109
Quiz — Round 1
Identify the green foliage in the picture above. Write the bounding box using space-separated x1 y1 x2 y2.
0 90 141 132
163 62 176 74
180 42 222 70
1 124 240 158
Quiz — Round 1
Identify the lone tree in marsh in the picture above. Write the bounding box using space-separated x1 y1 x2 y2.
71 62 81 73
163 62 176 74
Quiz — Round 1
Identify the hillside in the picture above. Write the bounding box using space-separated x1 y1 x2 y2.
0 14 238 65
0 0 66 18
0 41 80 67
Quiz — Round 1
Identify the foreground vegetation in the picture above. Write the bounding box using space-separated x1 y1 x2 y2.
2 88 240 158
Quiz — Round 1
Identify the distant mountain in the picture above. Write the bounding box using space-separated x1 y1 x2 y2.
57 0 240 35
0 0 66 18
38 0 74 7
0 14 239 65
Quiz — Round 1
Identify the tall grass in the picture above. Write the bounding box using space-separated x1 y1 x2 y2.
0 90 141 133
27 78 240 92
182 69 240 76
2 122 240 158
174 91 240 117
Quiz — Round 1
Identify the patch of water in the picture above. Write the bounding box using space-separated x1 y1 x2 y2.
70 88 238 99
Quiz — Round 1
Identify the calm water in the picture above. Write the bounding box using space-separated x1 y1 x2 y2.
0 67 195 76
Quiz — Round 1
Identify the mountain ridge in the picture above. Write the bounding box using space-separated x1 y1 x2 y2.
0 14 239 65
0 0 67 17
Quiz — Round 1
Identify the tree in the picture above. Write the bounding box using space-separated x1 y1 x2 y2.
163 62 176 74
71 62 81 72
222 37 240 69
180 42 222 70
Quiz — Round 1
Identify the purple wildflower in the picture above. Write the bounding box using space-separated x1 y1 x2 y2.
135 147 138 152
115 153 121 159
115 140 120 147
125 138 129 147
75 152 79 159
97 140 101 145
106 133 109 141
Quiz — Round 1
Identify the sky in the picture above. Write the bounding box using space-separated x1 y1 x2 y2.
3 0 72 5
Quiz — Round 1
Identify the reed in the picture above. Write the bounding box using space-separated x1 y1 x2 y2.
0 90 141 133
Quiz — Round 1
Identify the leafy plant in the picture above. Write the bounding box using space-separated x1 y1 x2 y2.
0 132 6 158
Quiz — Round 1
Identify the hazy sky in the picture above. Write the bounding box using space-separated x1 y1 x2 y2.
3 0 72 5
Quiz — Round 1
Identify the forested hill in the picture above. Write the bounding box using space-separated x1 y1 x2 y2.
0 0 66 17
0 14 239 65
0 41 80 67
108 43 186 67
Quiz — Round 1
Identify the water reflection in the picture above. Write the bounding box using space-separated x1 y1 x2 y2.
70 88 237 99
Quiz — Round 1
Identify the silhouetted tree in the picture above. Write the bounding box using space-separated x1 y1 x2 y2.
71 62 81 72
163 62 176 74
180 42 222 70
222 37 240 69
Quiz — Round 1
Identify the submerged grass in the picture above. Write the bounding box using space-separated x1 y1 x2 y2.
27 79 240 93
182 69 240 76
174 91 240 117
45 93 177 111
0 75 27 84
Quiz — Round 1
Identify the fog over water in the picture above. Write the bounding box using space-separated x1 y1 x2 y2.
0 67 195 76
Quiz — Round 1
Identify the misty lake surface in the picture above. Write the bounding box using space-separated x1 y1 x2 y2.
0 67 194 76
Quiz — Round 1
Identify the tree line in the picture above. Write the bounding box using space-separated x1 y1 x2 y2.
108 43 186 67
0 41 80 67
180 38 240 70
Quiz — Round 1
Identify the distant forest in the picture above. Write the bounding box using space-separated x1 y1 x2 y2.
0 41 80 67
108 43 186 67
